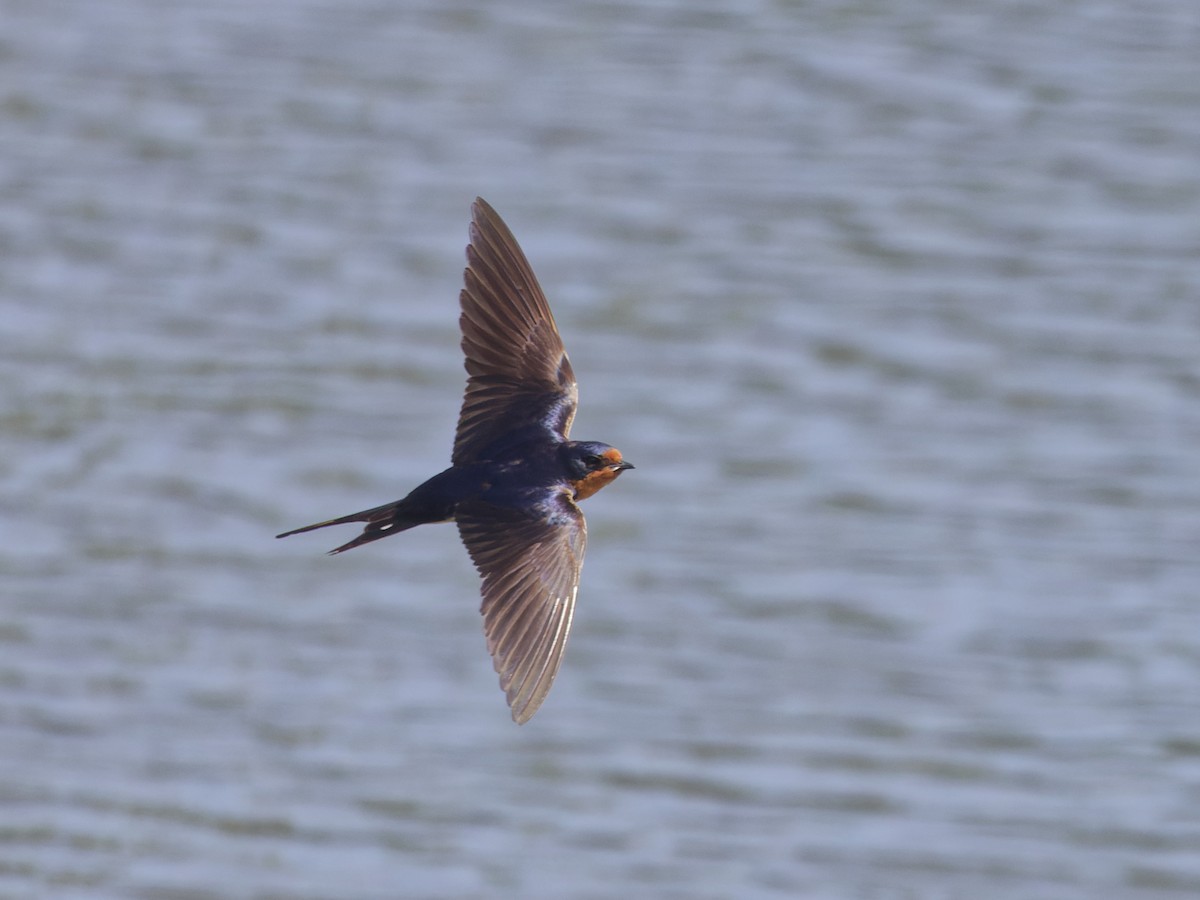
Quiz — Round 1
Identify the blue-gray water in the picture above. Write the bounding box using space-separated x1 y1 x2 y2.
3 2 1199 898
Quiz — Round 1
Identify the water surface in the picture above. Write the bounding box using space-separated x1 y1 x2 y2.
2 1 1199 897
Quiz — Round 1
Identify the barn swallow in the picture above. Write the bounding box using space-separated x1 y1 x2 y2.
277 198 633 724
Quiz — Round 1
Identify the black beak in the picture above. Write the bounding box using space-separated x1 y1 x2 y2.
616 460 635 471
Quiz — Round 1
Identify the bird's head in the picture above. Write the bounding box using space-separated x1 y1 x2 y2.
561 441 634 501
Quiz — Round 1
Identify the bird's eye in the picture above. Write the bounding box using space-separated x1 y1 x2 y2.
584 454 603 467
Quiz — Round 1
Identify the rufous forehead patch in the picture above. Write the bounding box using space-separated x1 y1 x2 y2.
601 447 623 464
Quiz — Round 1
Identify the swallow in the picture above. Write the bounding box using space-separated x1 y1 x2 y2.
277 197 633 724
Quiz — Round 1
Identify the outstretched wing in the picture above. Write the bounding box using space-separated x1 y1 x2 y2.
456 492 587 724
454 197 578 466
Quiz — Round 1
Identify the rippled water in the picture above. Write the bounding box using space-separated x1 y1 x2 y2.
3 1 1200 898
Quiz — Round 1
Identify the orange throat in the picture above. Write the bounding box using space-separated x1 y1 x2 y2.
572 467 622 501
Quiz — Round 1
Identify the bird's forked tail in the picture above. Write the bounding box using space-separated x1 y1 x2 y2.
276 500 420 555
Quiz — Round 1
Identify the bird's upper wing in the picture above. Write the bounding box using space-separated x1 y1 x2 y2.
456 492 587 724
453 198 578 466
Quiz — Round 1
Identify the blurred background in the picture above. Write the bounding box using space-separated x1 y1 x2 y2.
2 1 1199 897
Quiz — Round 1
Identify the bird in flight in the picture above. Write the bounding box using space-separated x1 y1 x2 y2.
277 197 633 724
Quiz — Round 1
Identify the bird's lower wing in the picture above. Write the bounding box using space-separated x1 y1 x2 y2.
456 493 587 724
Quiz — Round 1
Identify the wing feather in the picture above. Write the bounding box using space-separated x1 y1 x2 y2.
454 198 578 465
456 493 587 724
